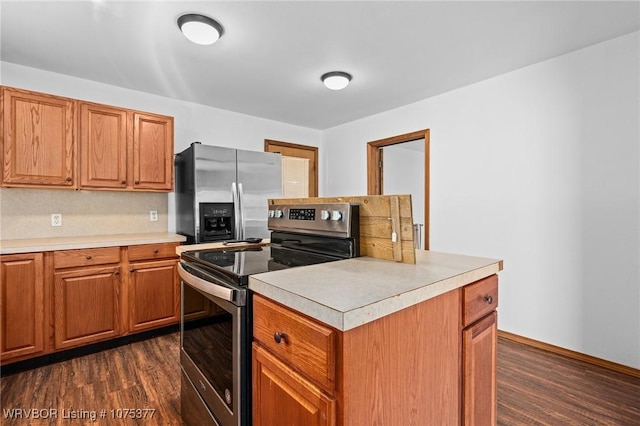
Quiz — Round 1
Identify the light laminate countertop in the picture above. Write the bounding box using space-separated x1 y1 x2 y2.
0 232 186 254
249 250 503 331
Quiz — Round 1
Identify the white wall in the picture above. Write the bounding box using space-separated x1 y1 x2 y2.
322 32 640 368
0 62 322 233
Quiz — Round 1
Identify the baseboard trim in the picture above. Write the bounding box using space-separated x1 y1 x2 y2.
498 330 640 379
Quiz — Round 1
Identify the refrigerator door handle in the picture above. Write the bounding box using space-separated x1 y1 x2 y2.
232 182 242 240
238 183 246 240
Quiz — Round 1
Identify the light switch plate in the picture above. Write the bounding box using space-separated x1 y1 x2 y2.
149 210 158 222
51 213 62 227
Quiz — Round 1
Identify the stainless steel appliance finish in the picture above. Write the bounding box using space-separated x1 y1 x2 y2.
175 142 282 243
179 262 250 426
179 202 360 426
268 202 359 238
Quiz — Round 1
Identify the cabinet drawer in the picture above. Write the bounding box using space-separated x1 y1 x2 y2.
253 295 336 391
128 243 179 262
462 274 498 327
54 247 120 269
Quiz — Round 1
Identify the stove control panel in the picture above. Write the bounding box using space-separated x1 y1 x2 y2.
268 203 359 238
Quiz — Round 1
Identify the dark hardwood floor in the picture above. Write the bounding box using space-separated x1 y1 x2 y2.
2 333 639 425
497 336 640 425
1 333 185 425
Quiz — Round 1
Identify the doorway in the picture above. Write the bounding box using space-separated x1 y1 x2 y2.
367 129 430 249
265 139 318 197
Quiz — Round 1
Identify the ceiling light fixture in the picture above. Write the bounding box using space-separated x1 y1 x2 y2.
321 71 352 90
177 13 224 45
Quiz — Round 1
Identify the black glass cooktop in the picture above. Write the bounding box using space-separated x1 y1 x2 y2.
181 244 343 286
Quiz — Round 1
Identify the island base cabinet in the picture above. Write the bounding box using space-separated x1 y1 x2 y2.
253 289 461 426
462 310 497 426
0 253 45 361
253 344 336 426
53 266 121 350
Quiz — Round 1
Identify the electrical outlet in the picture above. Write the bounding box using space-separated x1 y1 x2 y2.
149 210 158 222
51 213 62 227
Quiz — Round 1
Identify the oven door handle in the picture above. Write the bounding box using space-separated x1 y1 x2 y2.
178 262 235 303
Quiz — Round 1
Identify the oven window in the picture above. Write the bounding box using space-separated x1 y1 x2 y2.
182 285 234 409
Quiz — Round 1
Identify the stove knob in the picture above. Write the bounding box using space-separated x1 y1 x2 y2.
274 209 284 218
320 210 330 220
268 210 275 218
331 210 342 221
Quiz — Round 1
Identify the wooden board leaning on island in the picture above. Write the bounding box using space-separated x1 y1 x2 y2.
269 195 416 264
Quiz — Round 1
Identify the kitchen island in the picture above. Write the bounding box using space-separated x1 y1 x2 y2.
249 250 502 426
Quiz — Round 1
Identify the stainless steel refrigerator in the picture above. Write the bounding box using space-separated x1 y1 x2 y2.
175 142 282 244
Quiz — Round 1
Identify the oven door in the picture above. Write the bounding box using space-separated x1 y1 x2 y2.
179 262 249 426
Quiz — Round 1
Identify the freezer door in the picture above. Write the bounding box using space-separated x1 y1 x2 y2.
237 149 282 239
193 144 236 203
193 144 238 239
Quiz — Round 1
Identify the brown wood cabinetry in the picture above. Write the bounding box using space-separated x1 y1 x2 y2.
132 112 174 191
0 242 182 366
53 247 122 350
128 243 180 333
253 289 462 426
79 102 128 189
1 87 75 188
462 274 499 426
0 253 46 361
253 295 336 426
253 295 336 391
253 344 336 426
79 104 174 191
1 86 174 192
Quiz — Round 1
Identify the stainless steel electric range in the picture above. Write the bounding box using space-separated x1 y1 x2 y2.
178 202 359 426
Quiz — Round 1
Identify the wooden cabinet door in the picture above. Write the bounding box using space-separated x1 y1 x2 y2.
129 259 179 332
54 265 121 349
462 311 497 426
253 344 335 426
132 112 173 191
1 87 75 188
79 102 127 189
0 253 45 361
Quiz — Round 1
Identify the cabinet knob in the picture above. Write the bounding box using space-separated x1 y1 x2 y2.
134 180 140 185
273 332 287 344
153 249 159 254
65 177 72 182
484 295 493 304
121 180 127 184
85 255 93 260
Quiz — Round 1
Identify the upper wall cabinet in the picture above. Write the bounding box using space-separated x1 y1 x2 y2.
1 87 75 188
79 102 128 189
1 86 174 192
131 112 174 191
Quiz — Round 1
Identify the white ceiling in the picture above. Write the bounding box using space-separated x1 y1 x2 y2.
1 1 638 130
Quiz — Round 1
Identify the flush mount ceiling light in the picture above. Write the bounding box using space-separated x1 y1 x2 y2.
321 71 352 90
177 13 224 45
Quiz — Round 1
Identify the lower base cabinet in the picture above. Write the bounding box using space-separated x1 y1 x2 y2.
0 242 181 366
253 344 335 426
463 311 498 426
129 259 179 332
0 253 45 361
53 265 121 350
